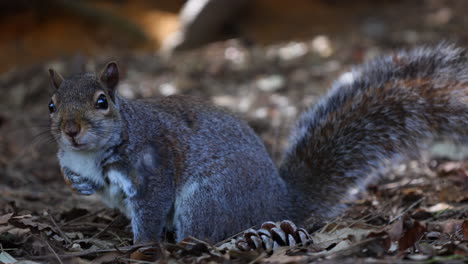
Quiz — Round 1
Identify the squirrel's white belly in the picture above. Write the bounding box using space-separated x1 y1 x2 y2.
59 150 106 186
58 150 131 216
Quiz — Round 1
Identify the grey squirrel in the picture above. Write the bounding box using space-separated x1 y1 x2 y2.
48 44 467 244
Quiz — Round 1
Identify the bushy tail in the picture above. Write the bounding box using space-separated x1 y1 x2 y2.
279 44 468 226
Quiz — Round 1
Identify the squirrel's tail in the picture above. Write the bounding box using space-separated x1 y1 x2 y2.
279 44 468 226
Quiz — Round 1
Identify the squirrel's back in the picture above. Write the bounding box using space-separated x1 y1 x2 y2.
119 95 279 183
280 44 468 226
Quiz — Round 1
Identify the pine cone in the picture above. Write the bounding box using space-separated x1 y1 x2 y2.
218 220 312 252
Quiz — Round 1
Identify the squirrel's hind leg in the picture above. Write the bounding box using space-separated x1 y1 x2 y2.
171 154 289 244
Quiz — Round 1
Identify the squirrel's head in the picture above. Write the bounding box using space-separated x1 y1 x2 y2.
48 62 122 151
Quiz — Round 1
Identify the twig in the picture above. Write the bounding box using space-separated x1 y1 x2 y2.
389 197 425 223
48 214 73 246
90 216 117 240
17 242 156 261
0 248 19 251
114 244 124 254
107 230 129 246
43 237 64 264
60 208 106 227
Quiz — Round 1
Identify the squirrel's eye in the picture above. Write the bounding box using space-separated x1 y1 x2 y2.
48 100 56 113
95 94 108 110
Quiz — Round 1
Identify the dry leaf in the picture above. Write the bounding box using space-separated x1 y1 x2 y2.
15 218 54 231
438 219 464 235
398 220 426 251
366 231 391 252
411 208 432 220
312 227 376 254
388 217 404 241
462 220 468 240
130 245 162 261
0 213 13 225
0 251 17 264
427 203 453 212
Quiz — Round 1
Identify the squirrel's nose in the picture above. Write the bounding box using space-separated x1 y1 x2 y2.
64 120 81 138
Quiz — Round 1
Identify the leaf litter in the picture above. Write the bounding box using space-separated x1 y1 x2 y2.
1 155 465 263
1 3 468 261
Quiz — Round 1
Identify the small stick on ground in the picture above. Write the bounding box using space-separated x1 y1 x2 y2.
60 208 106 227
43 236 64 264
389 197 425 223
49 214 73 246
90 216 118 240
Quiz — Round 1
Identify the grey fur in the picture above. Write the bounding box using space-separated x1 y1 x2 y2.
50 44 468 244
51 76 290 243
114 96 291 243
280 43 468 225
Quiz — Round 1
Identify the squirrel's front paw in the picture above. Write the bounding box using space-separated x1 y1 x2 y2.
69 177 98 195
62 167 100 195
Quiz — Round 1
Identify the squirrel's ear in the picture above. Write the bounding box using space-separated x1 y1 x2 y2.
100 61 119 91
48 69 64 89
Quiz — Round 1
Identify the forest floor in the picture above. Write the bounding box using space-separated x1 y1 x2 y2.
1 0 468 263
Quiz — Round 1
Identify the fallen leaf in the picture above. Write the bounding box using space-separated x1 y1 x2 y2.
437 161 462 175
30 239 47 256
0 251 16 264
398 220 426 251
312 227 375 251
11 214 32 219
418 242 436 256
366 231 391 252
325 239 353 253
0 213 13 225
427 219 465 239
130 245 163 261
401 188 424 203
427 203 453 212
437 186 464 203
411 208 432 220
463 220 468 240
407 254 430 260
388 217 404 241
438 219 464 235
14 218 54 231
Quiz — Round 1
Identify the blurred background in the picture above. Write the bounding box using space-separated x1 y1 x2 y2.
1 0 467 220
1 1 468 260
2 0 466 73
